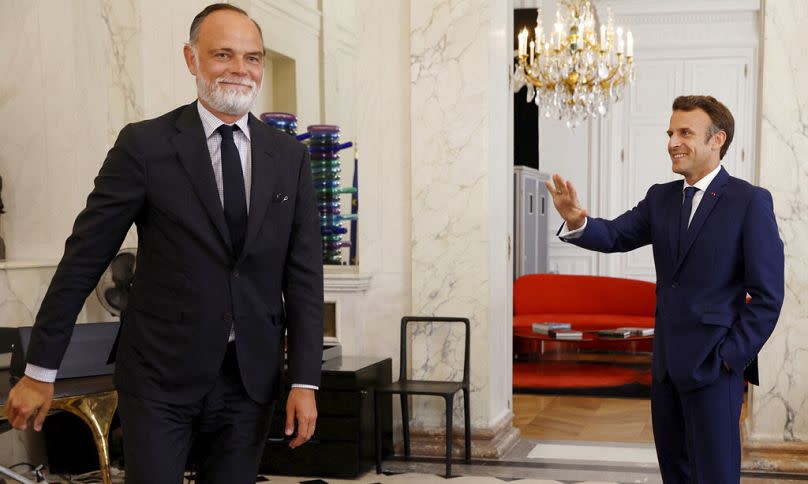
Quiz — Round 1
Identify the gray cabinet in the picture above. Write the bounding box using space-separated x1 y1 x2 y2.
514 166 549 278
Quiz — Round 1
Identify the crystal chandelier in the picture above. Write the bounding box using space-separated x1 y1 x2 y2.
511 0 635 128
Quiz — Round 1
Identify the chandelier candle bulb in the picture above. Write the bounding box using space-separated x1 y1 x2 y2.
535 7 543 40
599 25 606 50
518 28 528 57
529 40 535 65
626 31 633 57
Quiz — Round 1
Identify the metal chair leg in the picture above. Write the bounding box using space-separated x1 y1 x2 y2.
375 390 382 474
445 394 454 478
400 393 411 459
463 388 471 462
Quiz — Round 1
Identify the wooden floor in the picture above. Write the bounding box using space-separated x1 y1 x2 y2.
513 394 655 443
514 393 749 445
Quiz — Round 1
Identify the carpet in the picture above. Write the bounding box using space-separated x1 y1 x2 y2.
513 362 651 397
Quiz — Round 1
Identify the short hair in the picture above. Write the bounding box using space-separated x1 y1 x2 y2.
672 95 735 160
189 3 264 47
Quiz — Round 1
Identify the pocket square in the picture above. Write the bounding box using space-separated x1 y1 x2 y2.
273 192 289 203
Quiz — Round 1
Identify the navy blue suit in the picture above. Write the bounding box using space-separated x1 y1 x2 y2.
564 166 784 482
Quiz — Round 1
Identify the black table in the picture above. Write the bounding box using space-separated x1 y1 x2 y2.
261 356 394 478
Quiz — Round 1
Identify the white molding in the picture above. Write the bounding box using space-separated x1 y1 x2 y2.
252 0 322 37
324 271 372 292
599 0 760 16
0 260 60 270
614 11 757 24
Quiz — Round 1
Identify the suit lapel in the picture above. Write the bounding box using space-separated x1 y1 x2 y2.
239 114 277 262
171 102 232 253
673 166 729 273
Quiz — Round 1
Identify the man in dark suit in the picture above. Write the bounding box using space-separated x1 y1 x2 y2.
5 4 324 483
546 95 784 483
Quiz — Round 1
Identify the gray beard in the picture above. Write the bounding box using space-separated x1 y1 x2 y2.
196 74 259 117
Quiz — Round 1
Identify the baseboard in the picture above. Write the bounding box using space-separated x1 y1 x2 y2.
742 439 808 473
394 411 521 459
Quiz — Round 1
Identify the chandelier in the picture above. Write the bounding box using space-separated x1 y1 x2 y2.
511 0 635 128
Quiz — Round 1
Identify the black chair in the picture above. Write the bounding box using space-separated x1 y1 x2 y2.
374 316 471 478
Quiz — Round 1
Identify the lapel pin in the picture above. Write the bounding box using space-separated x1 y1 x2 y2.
710 191 716 197
274 193 289 202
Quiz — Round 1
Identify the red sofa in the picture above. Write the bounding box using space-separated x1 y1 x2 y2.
513 274 656 353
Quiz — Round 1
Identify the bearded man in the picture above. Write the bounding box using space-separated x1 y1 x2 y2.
5 4 324 483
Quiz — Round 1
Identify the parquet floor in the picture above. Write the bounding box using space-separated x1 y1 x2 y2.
514 393 749 445
513 394 655 443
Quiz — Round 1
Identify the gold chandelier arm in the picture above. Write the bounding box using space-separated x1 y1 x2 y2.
520 55 552 90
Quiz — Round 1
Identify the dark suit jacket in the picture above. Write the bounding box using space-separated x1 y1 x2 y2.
27 101 324 404
564 167 784 392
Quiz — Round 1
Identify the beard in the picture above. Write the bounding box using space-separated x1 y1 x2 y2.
195 69 260 117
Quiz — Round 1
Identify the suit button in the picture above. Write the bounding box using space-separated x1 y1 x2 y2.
223 312 233 321
232 269 240 278
671 282 679 288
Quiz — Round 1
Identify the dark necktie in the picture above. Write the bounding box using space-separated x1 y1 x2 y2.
678 186 698 258
218 124 247 256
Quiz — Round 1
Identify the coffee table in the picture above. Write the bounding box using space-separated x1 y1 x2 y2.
513 327 595 361
514 327 654 360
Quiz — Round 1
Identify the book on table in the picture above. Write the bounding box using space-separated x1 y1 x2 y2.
532 322 572 334
614 327 655 337
549 329 583 340
597 329 633 339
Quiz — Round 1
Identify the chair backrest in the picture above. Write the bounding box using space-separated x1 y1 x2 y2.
399 316 470 387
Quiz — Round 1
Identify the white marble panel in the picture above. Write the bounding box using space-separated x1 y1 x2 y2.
0 1 52 260
409 0 512 429
351 3 412 442
410 0 489 429
485 0 515 429
355 0 411 277
358 272 412 369
0 264 114 329
0 0 142 262
750 0 808 442
139 0 208 117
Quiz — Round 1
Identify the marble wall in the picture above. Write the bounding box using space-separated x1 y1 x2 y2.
748 0 808 443
351 0 412 363
409 0 514 438
0 0 141 262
